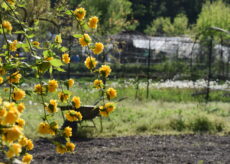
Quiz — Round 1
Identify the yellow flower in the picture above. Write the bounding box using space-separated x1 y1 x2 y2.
32 41 40 47
46 99 58 113
88 16 99 29
66 142 75 152
92 42 104 55
6 0 16 6
49 122 59 135
6 143 22 158
45 57 53 61
38 122 50 135
62 53 70 64
34 84 46 95
2 20 13 31
11 143 22 155
19 136 28 146
4 107 19 124
65 110 82 122
0 67 6 75
55 34 62 44
17 103 25 113
56 145 67 154
84 57 97 70
58 92 69 102
16 118 25 128
67 79 74 88
99 65 111 77
9 40 18 52
26 139 34 150
106 88 117 99
64 126 72 137
99 102 116 117
12 88 25 101
48 79 58 92
73 7 86 21
22 153 33 164
79 34 91 47
72 96 81 109
0 107 7 117
4 126 22 142
7 71 22 83
0 76 3 84
93 79 103 89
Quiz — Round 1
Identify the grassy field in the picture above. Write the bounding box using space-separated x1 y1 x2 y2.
2 78 229 139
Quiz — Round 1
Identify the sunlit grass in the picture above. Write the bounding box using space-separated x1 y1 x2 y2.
1 78 229 139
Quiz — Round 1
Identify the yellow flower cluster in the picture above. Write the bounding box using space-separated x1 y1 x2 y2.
58 92 69 102
6 0 16 6
67 78 74 88
92 42 104 55
88 16 99 29
2 20 13 31
72 96 81 109
22 153 33 164
93 79 103 89
64 126 72 137
99 102 116 117
46 99 59 113
9 40 18 52
12 88 26 101
34 84 46 94
74 7 86 21
32 41 40 47
48 79 58 92
84 57 97 70
0 101 34 162
62 53 70 64
65 110 82 122
56 142 75 154
7 71 22 84
79 34 91 47
106 88 117 99
0 76 3 84
99 65 112 77
38 122 58 135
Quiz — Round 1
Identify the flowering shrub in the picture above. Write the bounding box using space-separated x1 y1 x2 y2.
0 0 117 163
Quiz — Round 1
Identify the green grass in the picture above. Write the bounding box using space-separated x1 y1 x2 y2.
1 78 229 139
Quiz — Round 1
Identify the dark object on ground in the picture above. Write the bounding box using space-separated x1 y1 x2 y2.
60 105 100 136
32 135 230 164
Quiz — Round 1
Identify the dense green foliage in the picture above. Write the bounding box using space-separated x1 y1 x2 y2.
50 0 230 34
195 0 230 41
144 13 189 36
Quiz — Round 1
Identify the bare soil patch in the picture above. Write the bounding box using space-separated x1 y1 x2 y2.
30 134 230 164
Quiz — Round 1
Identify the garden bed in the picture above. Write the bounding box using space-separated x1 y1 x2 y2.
32 134 230 163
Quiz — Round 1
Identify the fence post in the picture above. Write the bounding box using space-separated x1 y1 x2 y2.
205 36 213 103
146 39 151 99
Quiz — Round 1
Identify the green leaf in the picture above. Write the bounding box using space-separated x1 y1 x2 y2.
49 66 53 75
65 10 73 16
73 34 83 38
56 67 65 72
14 30 25 34
60 47 68 52
49 59 63 67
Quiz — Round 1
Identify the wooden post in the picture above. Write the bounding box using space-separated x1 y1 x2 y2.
146 39 151 99
205 36 213 103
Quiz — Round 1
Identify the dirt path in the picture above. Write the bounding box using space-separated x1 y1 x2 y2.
31 135 230 164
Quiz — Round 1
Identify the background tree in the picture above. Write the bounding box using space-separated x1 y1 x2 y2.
144 13 189 36
80 0 136 35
